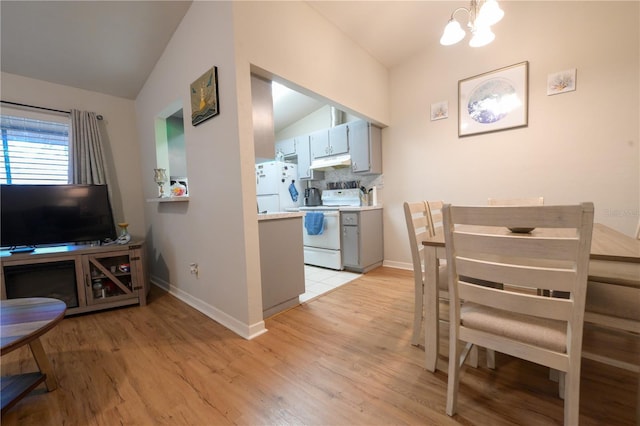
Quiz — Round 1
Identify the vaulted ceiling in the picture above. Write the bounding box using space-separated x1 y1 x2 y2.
1 1 455 129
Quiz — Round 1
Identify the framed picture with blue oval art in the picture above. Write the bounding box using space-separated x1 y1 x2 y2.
458 61 528 137
190 66 220 126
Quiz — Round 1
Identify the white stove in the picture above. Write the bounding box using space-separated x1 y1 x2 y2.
301 189 362 270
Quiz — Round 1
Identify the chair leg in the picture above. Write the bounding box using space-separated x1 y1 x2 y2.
424 252 440 372
636 375 639 426
563 370 579 426
558 372 565 400
411 282 423 346
468 344 478 368
446 338 462 416
486 349 496 369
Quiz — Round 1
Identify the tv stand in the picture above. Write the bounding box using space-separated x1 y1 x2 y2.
9 246 36 254
1 241 148 315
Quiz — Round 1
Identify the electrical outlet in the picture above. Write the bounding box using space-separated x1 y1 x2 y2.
189 263 198 277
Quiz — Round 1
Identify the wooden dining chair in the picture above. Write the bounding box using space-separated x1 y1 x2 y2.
403 201 448 347
405 200 495 370
487 196 544 206
442 202 594 425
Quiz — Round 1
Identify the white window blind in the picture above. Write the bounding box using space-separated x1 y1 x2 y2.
1 114 70 184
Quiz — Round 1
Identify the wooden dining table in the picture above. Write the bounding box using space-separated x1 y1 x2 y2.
1 297 66 413
421 223 640 373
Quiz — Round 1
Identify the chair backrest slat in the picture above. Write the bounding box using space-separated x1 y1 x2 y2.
458 282 574 321
427 201 444 233
456 257 578 292
453 205 586 229
454 232 581 261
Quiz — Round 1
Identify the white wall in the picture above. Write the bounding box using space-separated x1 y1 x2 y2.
232 0 388 334
134 2 264 337
275 105 361 142
382 1 639 270
0 72 146 238
233 1 390 126
134 1 388 338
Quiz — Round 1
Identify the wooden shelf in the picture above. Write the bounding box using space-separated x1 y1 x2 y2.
146 196 189 203
1 371 46 413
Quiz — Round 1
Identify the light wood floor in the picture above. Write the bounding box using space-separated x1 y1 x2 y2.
1 267 637 425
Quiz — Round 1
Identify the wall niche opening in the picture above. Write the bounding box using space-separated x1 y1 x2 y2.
153 102 189 199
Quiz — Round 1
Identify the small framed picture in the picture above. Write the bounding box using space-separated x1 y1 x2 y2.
547 68 577 96
430 101 448 121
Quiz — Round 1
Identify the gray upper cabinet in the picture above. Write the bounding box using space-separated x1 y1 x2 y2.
310 123 349 158
300 119 382 175
296 135 324 180
348 120 382 174
328 123 349 156
310 128 330 158
275 137 296 158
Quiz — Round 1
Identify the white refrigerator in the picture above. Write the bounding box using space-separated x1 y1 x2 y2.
256 161 301 213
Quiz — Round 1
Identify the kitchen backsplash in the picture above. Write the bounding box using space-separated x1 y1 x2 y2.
304 167 384 205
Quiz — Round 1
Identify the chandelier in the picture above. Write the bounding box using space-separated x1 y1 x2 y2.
440 0 504 47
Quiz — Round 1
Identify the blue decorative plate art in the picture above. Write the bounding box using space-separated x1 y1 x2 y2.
468 78 516 124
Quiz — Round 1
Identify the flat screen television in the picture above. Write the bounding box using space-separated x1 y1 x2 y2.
1 184 117 249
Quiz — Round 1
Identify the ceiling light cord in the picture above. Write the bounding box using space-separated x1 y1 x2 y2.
440 0 504 47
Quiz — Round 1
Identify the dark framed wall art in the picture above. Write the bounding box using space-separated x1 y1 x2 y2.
190 66 220 126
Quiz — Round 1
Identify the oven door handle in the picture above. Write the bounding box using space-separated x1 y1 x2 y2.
321 211 340 217
304 210 340 217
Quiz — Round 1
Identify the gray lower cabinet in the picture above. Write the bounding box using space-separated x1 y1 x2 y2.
258 215 306 318
341 209 384 273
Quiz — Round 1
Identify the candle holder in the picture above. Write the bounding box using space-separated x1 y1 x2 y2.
153 168 168 198
117 222 131 245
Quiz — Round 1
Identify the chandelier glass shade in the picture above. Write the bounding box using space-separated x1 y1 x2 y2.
440 0 504 47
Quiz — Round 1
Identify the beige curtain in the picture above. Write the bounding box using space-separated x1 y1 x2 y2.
69 109 110 185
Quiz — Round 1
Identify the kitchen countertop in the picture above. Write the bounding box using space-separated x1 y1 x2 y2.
266 206 383 219
287 205 384 212
257 212 305 221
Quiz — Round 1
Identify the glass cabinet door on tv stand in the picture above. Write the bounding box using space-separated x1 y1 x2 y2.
83 249 142 306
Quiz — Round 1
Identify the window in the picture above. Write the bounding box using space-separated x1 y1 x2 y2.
1 114 70 184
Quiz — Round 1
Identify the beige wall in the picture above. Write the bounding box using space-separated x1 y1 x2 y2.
382 1 639 270
134 2 262 336
134 1 388 337
233 1 390 126
0 72 146 239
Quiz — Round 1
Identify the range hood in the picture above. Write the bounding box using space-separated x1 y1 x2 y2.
310 154 352 170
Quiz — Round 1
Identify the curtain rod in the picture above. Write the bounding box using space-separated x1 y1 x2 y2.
0 100 103 120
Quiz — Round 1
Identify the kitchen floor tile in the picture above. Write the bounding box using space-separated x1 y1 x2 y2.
300 265 361 303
